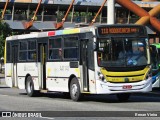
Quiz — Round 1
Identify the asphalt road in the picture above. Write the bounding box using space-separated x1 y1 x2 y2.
0 77 160 120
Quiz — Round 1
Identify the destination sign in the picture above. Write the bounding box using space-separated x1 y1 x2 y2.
97 26 145 36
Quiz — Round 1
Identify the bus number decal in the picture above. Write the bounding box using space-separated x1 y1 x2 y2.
24 64 35 71
59 66 69 71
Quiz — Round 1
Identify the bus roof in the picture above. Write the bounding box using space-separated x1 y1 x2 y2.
6 26 93 41
151 43 160 48
6 24 146 41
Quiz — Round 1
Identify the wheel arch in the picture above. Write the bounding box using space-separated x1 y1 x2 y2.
68 74 78 91
25 74 31 89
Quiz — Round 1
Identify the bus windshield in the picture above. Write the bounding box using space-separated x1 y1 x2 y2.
97 37 149 67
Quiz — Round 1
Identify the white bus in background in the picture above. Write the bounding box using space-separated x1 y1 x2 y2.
4 24 152 101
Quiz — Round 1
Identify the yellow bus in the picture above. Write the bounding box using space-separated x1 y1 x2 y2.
4 24 152 101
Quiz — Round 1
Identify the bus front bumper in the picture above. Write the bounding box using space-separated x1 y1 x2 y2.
96 77 152 94
152 75 160 88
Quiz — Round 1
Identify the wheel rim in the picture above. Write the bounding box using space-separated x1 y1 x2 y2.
71 84 78 98
27 81 32 94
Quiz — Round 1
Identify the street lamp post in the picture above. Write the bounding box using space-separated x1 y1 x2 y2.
107 0 115 24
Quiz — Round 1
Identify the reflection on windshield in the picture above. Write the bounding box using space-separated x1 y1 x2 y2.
98 38 148 67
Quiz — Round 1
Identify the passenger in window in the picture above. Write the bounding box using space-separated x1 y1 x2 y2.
49 49 62 60
58 48 63 59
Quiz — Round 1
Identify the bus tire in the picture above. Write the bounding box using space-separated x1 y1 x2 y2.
117 93 131 102
70 77 82 101
25 76 38 97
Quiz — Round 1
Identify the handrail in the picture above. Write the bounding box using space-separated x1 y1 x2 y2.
55 0 75 29
1 0 10 20
89 0 107 26
24 0 42 29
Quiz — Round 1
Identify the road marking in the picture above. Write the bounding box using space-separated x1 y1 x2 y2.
0 94 8 96
41 117 55 120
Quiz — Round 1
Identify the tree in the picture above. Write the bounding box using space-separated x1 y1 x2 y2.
0 21 12 58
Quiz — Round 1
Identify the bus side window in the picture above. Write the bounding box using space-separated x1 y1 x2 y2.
28 51 36 60
63 36 78 60
19 41 27 61
6 42 11 62
49 49 62 59
19 51 27 61
28 40 36 61
49 50 53 59
49 37 62 60
64 48 78 59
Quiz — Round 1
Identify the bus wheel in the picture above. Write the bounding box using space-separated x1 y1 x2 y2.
25 76 38 97
70 77 82 101
116 93 131 102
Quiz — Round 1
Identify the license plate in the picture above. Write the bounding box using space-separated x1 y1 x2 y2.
123 85 132 89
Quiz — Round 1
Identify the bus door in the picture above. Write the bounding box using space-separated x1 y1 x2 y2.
12 45 18 87
38 43 47 90
80 39 89 92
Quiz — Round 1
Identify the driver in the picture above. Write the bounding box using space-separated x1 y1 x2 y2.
127 42 147 65
118 41 147 66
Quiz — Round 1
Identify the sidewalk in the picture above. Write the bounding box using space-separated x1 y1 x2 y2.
0 73 4 78
0 73 5 86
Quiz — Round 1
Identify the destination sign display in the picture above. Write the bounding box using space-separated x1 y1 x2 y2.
97 26 146 36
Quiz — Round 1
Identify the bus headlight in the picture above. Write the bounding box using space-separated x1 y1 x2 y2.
97 72 106 82
146 69 152 80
